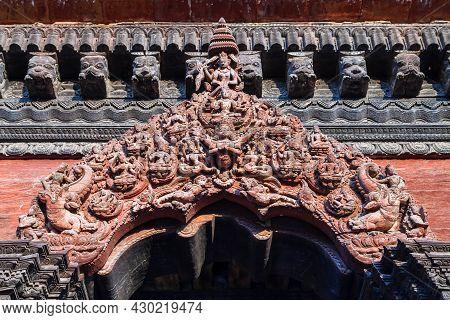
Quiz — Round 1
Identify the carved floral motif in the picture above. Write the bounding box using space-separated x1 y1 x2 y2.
17 19 431 272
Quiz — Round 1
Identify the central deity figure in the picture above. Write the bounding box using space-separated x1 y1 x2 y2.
203 52 240 97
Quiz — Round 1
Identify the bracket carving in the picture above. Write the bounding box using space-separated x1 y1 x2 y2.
24 54 60 100
338 52 370 98
239 51 263 97
286 52 316 99
390 52 424 98
131 53 161 99
79 53 111 100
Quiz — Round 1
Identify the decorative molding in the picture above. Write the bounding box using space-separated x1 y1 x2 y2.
0 98 447 121
1 141 449 158
362 239 450 299
0 240 88 300
0 22 448 53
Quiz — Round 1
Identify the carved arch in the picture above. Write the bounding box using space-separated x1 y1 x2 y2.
17 19 431 277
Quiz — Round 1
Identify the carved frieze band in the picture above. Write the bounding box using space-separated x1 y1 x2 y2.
2 141 449 158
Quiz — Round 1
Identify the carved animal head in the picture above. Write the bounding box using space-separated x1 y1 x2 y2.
26 55 58 82
287 57 317 98
339 55 370 98
239 52 262 97
185 57 207 98
79 55 109 80
186 57 206 80
132 56 160 81
131 56 160 99
24 55 59 100
79 55 110 99
239 53 262 82
392 53 422 78
391 53 424 98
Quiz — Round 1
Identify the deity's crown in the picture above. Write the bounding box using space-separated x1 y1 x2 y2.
208 18 239 57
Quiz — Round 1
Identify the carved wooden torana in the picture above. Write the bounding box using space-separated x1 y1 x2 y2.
17 19 431 274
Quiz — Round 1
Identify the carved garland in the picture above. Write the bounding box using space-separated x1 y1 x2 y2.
17 19 431 274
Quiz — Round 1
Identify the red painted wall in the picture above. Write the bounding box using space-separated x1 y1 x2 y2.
0 158 449 241
0 0 448 24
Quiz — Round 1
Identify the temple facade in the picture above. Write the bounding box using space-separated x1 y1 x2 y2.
0 0 449 300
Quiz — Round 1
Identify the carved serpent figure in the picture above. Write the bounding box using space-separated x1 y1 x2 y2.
38 165 97 235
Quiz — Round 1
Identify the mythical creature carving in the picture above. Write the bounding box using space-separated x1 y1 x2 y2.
390 52 424 98
132 55 160 99
287 54 316 99
17 19 430 273
349 164 409 233
24 55 59 100
185 56 207 98
239 51 263 97
441 53 450 97
79 54 111 99
338 53 370 98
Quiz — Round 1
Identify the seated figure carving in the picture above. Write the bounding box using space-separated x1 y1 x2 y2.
107 152 142 192
24 55 60 100
239 52 263 97
287 55 316 98
307 126 330 156
338 54 370 98
132 55 160 99
79 55 111 99
390 52 424 98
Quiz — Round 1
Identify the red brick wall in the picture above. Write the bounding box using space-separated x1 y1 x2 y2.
0 0 448 24
0 158 449 240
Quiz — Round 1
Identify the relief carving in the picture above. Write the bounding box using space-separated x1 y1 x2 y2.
24 54 59 100
287 53 316 99
131 55 160 99
17 19 431 273
338 53 370 98
390 52 424 98
79 54 111 99
239 51 263 97
0 53 8 98
185 56 207 98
